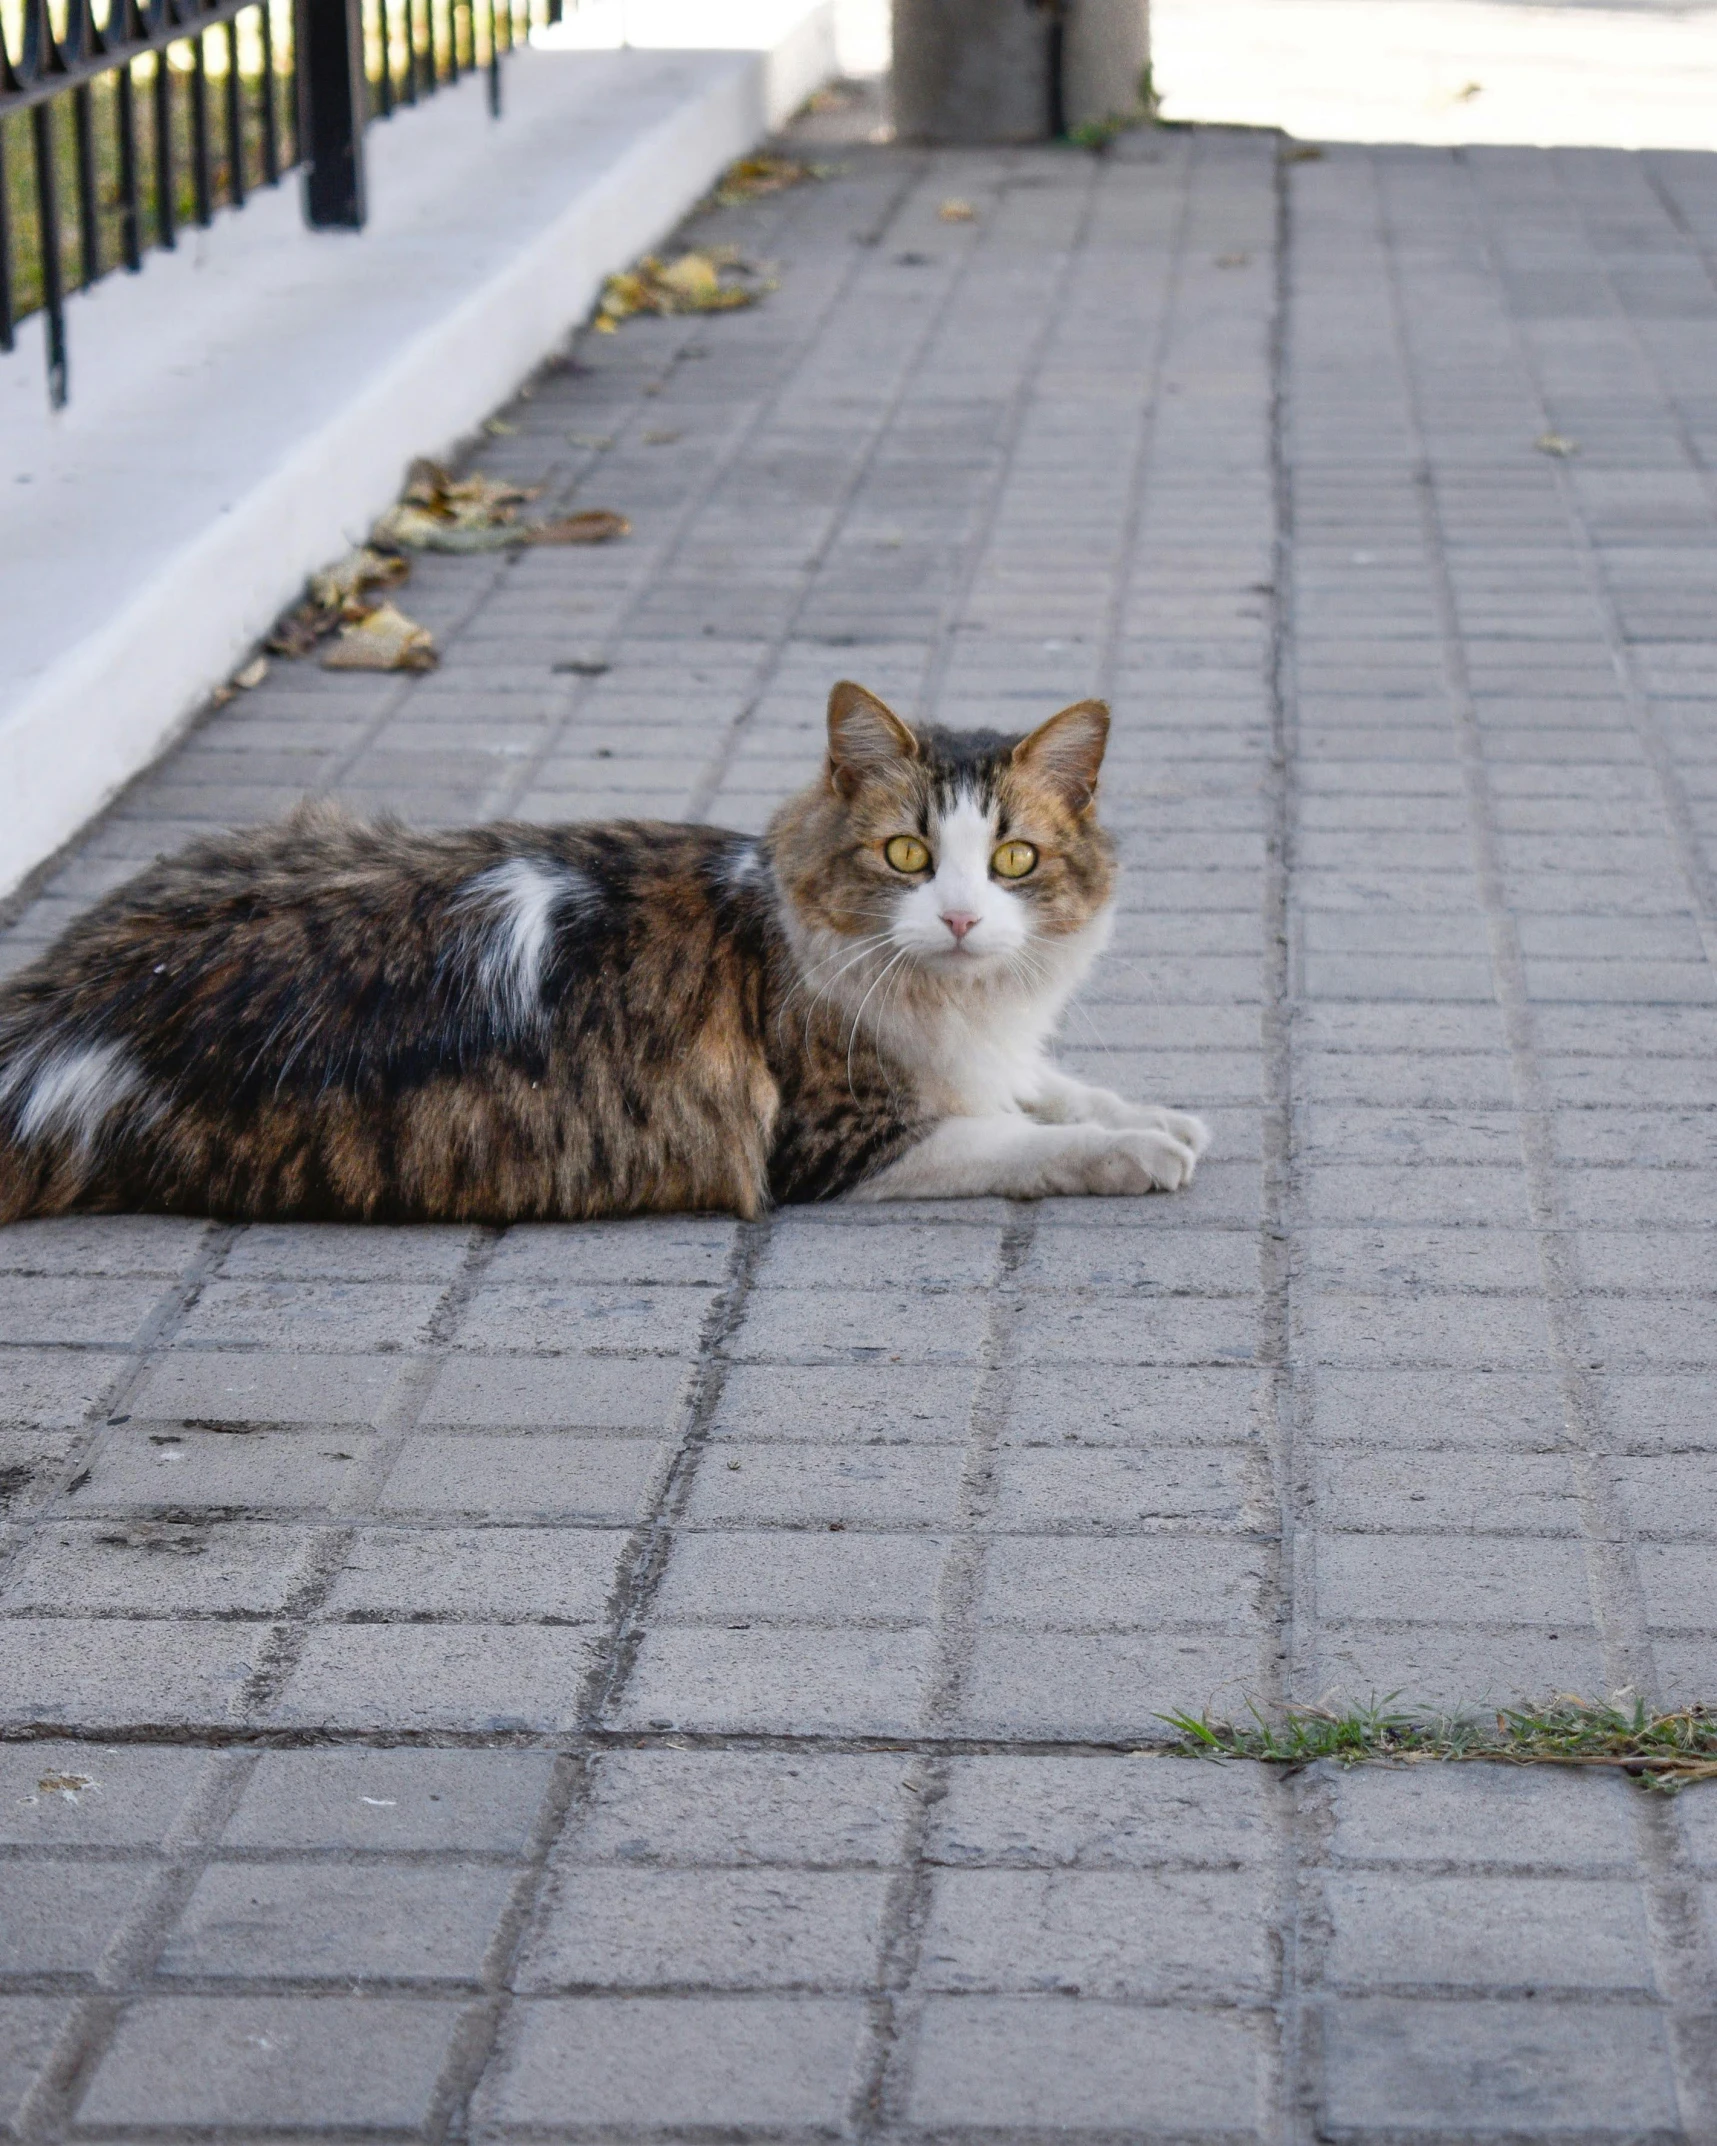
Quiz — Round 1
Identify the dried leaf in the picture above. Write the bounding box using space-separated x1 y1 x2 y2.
268 549 408 655
939 197 977 222
641 429 683 446
597 250 771 327
1535 431 1580 457
484 417 520 436
234 657 269 690
1282 143 1325 163
712 152 823 206
322 603 438 672
37 1774 94 1798
523 510 631 546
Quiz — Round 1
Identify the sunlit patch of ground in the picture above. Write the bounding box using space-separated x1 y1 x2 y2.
1151 0 1717 149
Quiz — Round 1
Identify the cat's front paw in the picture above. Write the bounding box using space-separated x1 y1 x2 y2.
1133 1105 1211 1158
1085 1127 1202 1194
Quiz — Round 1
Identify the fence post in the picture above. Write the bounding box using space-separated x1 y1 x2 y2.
297 0 366 228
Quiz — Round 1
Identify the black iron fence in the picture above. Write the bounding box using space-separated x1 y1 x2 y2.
0 0 555 405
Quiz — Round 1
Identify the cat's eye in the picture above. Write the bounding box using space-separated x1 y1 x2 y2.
885 835 931 873
992 841 1039 880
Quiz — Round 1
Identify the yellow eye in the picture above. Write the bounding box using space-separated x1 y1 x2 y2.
992 841 1039 880
885 835 930 873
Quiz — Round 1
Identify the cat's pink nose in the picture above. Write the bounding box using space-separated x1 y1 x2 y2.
942 912 980 943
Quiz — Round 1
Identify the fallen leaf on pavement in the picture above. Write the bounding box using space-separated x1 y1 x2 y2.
1282 143 1325 163
712 152 825 206
1535 431 1580 457
523 510 631 545
234 657 269 689
596 249 773 329
267 548 409 655
939 197 977 222
322 603 438 672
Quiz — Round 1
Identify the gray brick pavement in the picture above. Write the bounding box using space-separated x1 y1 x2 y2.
1 119 1716 2140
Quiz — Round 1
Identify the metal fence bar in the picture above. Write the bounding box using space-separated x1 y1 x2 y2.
29 98 67 403
258 0 281 179
115 52 144 266
223 16 244 202
0 117 15 348
297 0 365 225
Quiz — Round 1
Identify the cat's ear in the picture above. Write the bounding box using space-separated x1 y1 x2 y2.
1011 699 1110 815
827 681 920 799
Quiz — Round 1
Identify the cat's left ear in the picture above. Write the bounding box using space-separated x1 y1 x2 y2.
827 681 920 800
1011 700 1110 815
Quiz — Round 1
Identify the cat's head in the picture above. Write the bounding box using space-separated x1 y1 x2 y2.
767 682 1117 993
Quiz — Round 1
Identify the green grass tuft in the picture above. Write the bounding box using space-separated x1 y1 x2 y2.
1158 1694 1717 1793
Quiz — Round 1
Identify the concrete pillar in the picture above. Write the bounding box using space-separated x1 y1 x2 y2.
891 0 1150 144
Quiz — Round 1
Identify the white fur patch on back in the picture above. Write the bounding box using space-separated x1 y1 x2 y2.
8 1041 150 1150
460 857 596 1031
721 841 768 892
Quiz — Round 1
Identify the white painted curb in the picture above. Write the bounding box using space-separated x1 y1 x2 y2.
0 5 836 899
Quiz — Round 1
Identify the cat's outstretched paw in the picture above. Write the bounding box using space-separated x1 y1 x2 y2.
1086 1127 1202 1194
1126 1104 1211 1158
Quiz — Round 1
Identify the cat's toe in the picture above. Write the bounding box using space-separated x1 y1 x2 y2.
1121 1103 1212 1157
1092 1129 1198 1194
1166 1109 1211 1158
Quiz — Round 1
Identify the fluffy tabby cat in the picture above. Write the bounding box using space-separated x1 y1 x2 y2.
0 684 1208 1223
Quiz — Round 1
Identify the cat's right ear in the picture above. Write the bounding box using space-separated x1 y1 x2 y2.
827 682 920 800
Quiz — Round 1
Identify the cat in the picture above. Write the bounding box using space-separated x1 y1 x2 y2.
0 682 1208 1224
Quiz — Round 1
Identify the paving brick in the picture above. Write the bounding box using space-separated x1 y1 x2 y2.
988 1445 1263 1527
222 1749 555 1850
711 1362 977 1445
0 1619 269 1728
419 1353 689 1429
76 1426 381 1512
0 1277 171 1346
682 1443 964 1526
958 1629 1269 1738
567 1750 909 1867
174 1279 446 1350
75 1995 466 2128
907 1997 1266 2132
322 1524 625 1620
0 1744 210 1846
729 1286 990 1364
1317 1998 1680 2136
978 1535 1268 1631
453 1281 719 1356
1326 1870 1654 1991
159 1861 517 1982
270 1624 599 1732
616 1626 933 1735
127 1351 410 1426
378 1431 666 1520
920 1866 1275 2000
480 1995 867 2130
0 1521 316 1614
519 1866 889 1990
652 1527 943 1624
0 1860 151 1973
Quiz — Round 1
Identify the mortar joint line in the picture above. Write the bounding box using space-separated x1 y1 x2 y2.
1269 129 1316 2146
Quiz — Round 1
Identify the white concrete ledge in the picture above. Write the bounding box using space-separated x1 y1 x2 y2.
0 3 836 899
